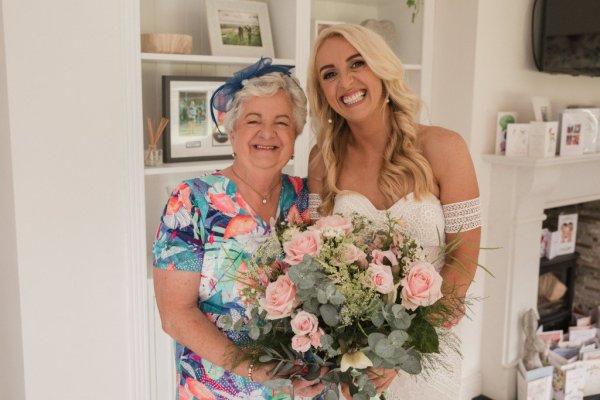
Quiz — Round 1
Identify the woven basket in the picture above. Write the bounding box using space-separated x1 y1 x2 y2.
141 33 192 54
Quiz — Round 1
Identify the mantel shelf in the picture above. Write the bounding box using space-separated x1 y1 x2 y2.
482 153 600 167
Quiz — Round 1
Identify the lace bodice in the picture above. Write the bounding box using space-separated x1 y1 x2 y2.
332 190 446 271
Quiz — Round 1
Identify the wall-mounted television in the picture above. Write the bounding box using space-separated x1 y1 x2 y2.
534 0 600 77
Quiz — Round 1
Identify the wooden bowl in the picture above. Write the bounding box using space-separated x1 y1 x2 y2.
141 33 192 54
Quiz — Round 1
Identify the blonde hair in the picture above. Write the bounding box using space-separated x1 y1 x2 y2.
224 72 307 136
307 24 435 215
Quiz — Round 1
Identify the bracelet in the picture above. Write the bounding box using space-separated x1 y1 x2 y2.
247 362 255 382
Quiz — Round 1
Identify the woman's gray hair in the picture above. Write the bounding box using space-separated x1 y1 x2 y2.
223 72 307 136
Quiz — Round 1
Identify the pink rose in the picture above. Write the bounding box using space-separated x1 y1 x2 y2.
371 250 399 267
259 274 298 319
283 231 321 265
310 328 325 348
291 311 319 336
343 244 367 267
400 261 443 310
291 334 312 353
312 214 353 234
367 263 395 294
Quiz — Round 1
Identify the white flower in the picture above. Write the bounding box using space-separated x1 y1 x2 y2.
340 351 373 372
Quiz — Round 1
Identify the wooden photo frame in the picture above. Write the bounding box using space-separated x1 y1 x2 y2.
205 0 274 58
162 76 232 163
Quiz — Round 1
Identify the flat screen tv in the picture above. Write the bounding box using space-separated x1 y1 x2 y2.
534 0 600 76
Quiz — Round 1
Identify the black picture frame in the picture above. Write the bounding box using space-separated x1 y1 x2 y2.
162 75 233 163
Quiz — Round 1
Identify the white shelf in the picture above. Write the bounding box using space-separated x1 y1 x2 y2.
482 153 600 167
144 160 232 176
141 52 421 71
141 53 296 66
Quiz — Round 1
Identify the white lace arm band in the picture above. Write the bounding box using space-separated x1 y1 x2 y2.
308 193 322 221
442 197 482 233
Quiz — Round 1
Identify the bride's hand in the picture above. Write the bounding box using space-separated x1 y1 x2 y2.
367 367 396 393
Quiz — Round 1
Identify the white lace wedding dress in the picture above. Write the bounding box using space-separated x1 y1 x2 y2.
310 190 473 400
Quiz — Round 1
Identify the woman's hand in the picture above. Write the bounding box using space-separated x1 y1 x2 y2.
367 367 396 393
291 367 329 398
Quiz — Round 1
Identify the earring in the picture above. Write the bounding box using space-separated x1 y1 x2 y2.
232 152 237 158
290 154 295 161
385 96 390 104
327 118 333 124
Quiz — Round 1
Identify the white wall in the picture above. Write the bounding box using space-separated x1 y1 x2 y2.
432 0 600 399
2 0 135 398
0 1 26 398
430 1 483 398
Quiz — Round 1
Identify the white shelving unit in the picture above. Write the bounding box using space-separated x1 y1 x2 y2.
136 0 434 397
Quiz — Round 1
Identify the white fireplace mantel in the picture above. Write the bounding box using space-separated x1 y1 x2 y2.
480 153 600 400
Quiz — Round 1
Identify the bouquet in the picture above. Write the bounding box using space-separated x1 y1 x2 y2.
222 213 462 399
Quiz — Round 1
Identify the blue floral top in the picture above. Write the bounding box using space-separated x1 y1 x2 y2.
153 171 309 400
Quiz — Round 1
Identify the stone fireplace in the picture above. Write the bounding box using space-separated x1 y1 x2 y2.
480 153 600 400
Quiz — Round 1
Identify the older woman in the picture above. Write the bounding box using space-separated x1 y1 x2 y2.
153 59 325 399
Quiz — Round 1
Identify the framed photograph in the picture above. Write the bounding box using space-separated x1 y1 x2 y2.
531 96 553 122
205 0 274 58
559 112 585 156
314 20 345 38
162 76 232 163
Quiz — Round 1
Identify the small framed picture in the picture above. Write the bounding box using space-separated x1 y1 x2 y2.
205 0 274 58
559 113 585 156
314 20 345 38
531 96 553 122
162 76 232 163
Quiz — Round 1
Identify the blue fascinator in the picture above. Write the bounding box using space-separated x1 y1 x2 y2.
209 57 294 133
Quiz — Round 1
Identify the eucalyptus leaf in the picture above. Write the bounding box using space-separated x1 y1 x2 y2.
367 332 386 349
352 392 369 400
374 338 393 357
299 276 316 290
317 289 329 304
388 330 409 347
329 293 346 306
248 326 260 340
320 304 340 327
399 349 422 375
233 318 244 331
219 314 233 328
262 322 272 335
325 390 339 400
259 355 273 363
363 381 377 397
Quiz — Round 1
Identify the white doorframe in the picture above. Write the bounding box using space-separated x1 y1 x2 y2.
120 0 152 398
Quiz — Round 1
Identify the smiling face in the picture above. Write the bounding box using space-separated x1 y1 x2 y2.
315 35 386 125
230 90 296 173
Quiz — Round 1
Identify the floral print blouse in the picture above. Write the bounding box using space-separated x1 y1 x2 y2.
153 171 309 400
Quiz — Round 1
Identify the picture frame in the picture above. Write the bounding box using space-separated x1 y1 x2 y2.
559 112 585 156
205 0 274 58
162 76 232 163
531 96 553 122
314 20 345 38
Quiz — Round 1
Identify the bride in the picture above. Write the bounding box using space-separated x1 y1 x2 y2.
306 24 481 399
